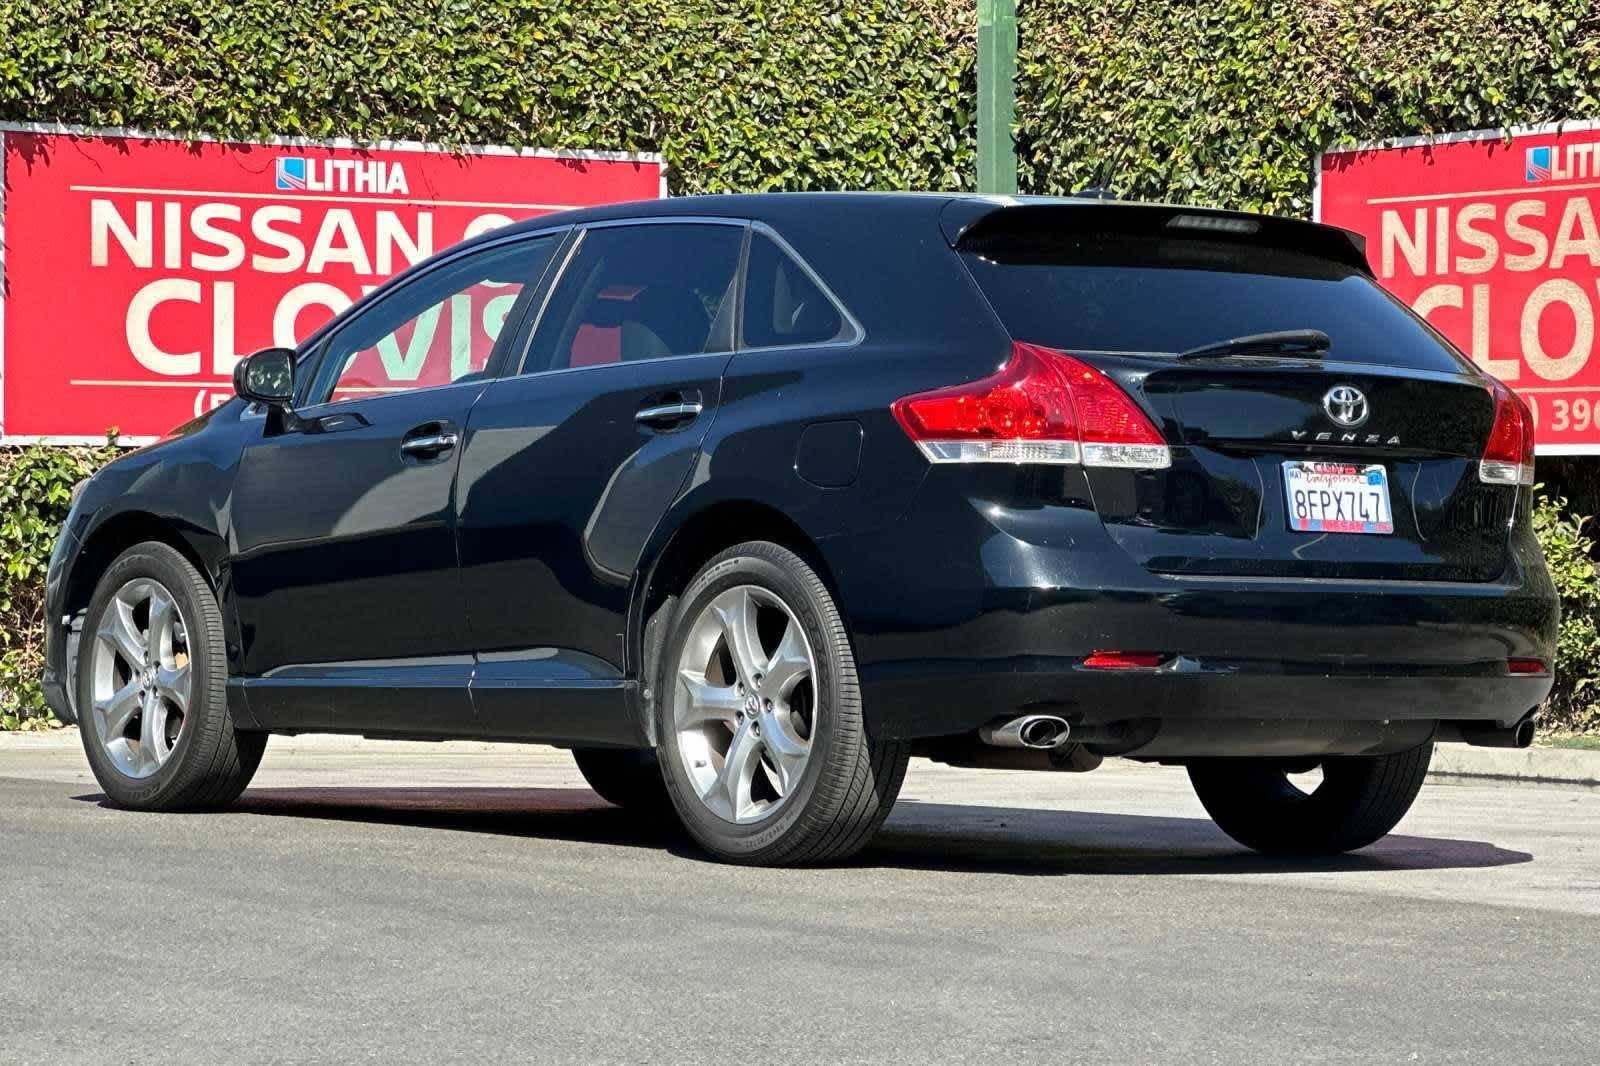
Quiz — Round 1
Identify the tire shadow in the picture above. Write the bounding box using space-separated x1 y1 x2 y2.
74 785 1533 875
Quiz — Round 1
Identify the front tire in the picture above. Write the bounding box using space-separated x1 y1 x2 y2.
1188 742 1433 855
77 541 265 810
655 542 909 865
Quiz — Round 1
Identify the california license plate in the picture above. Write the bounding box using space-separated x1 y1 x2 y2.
1282 462 1393 535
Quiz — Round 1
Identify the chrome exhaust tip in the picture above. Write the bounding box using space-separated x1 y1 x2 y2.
979 714 1072 750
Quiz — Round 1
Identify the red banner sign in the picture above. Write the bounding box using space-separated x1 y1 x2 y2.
0 124 665 442
1318 121 1600 454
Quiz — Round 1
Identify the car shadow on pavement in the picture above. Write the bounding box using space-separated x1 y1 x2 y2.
871 799 1533 876
77 785 1532 876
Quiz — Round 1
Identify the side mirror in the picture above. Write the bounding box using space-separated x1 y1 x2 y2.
233 347 296 406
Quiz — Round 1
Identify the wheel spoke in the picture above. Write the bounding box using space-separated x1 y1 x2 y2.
758 621 810 703
99 600 146 670
712 588 765 689
146 587 177 662
758 708 809 796
139 691 170 771
155 664 191 714
677 671 742 729
707 721 763 821
96 679 142 739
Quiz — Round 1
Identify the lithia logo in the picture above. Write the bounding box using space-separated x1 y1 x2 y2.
274 156 411 195
1525 143 1600 182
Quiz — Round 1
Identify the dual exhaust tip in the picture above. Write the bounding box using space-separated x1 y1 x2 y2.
980 714 1073 750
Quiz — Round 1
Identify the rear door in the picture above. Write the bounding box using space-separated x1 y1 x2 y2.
956 205 1517 581
455 219 746 742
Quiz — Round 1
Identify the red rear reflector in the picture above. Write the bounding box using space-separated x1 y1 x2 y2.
1507 658 1547 675
1082 650 1164 670
891 341 1171 468
1480 378 1535 486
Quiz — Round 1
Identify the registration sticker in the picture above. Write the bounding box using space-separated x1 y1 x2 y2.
1282 462 1393 535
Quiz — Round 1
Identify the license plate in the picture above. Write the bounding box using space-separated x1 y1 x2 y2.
1282 462 1393 535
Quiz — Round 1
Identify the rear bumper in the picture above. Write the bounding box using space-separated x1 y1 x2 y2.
864 654 1550 741
827 475 1558 744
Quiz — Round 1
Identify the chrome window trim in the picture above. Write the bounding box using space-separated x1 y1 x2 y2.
508 216 865 379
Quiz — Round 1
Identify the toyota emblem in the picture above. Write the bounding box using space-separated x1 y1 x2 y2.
1323 385 1369 428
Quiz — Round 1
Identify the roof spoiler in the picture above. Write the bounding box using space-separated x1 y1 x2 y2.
938 198 1372 275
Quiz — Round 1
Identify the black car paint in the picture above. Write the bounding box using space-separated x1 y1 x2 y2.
42 193 1559 757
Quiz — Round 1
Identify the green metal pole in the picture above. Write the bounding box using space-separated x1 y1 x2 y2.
976 0 1018 195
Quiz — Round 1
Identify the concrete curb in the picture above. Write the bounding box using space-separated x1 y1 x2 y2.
1428 742 1600 788
5 728 1599 786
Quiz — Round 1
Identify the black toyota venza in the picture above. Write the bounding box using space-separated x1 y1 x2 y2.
43 193 1557 864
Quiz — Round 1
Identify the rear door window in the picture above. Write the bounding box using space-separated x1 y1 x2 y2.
961 234 1469 374
524 223 743 373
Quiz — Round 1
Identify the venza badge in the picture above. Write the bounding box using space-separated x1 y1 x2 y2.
1322 385 1369 428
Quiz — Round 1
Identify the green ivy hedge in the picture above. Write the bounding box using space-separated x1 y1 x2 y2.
0 442 120 729
0 0 973 193
1017 0 1600 213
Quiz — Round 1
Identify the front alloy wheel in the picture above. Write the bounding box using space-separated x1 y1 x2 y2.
90 578 192 778
78 541 266 810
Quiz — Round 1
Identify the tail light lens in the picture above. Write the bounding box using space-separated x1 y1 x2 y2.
1082 650 1165 670
1479 378 1535 486
891 341 1171 469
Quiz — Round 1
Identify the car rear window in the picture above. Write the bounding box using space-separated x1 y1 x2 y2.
959 233 1468 374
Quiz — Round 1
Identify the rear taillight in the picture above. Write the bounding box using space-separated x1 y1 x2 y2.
1082 650 1165 670
1479 378 1535 486
891 341 1171 469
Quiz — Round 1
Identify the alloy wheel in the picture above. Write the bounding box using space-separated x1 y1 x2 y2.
673 585 818 824
90 578 192 779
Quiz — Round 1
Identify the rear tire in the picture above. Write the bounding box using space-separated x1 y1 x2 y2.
77 541 265 810
1188 741 1433 855
572 747 670 813
655 541 909 866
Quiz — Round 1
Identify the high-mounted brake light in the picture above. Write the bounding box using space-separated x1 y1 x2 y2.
1479 378 1535 487
891 342 1171 469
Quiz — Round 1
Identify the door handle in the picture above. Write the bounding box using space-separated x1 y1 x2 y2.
400 425 460 459
635 397 704 428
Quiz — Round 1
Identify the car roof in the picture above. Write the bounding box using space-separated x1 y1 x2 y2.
488 191 966 238
472 191 1368 268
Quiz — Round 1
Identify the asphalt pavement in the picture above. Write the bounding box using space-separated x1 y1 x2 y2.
2 732 1597 1064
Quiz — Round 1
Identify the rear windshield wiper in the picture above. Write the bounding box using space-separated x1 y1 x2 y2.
1176 329 1331 361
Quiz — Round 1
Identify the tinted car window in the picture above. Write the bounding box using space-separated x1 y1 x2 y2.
527 223 742 372
742 232 847 348
961 235 1467 374
311 235 557 405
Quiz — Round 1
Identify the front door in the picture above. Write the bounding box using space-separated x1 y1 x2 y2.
229 232 562 732
455 220 747 743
